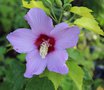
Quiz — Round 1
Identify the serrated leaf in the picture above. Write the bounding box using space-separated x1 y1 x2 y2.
74 17 104 35
70 6 94 19
67 60 84 90
25 76 54 90
22 0 50 14
40 70 64 90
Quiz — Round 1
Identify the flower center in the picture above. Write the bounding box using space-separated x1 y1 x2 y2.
35 34 55 58
39 41 49 59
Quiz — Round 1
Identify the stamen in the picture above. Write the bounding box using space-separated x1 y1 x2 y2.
39 41 49 59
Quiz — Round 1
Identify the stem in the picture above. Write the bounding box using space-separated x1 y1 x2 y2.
50 7 58 23
69 14 76 22
50 14 58 23
58 8 64 23
66 14 76 23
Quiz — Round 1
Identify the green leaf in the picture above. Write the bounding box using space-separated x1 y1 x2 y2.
82 68 93 90
5 60 26 90
0 47 6 61
40 70 64 90
74 17 104 35
25 76 54 90
0 47 6 55
70 6 94 19
42 0 53 8
0 81 11 90
67 48 85 61
67 60 84 90
83 0 104 26
61 75 78 90
0 66 5 76
17 54 26 62
67 48 87 66
22 0 50 15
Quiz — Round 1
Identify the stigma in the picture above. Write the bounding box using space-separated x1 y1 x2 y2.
39 41 49 59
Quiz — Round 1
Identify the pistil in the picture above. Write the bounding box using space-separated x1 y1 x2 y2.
39 41 49 59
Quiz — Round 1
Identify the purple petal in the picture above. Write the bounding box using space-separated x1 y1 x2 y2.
25 8 53 35
51 24 80 49
6 29 36 53
24 50 47 78
47 50 69 74
51 22 69 34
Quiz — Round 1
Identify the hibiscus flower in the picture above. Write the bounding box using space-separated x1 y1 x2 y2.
7 8 80 78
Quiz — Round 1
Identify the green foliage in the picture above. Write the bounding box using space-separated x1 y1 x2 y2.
60 75 78 90
0 81 11 90
0 47 6 61
0 0 28 32
5 60 26 90
67 48 85 62
55 0 62 7
40 70 64 90
67 60 84 90
70 6 94 19
17 54 26 62
74 17 104 35
93 79 104 90
22 0 50 14
64 0 74 3
0 0 104 90
0 59 26 90
82 68 93 90
70 6 104 35
25 76 54 90
0 47 6 55
83 0 104 27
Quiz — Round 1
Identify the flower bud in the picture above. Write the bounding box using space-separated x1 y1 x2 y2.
55 0 62 7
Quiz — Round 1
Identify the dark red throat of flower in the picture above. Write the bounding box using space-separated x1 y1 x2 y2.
35 34 55 53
